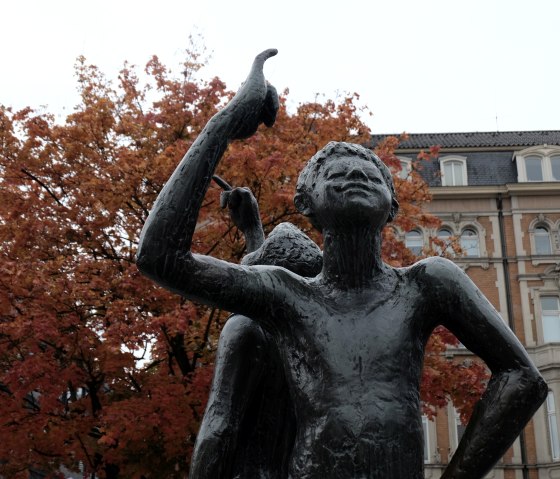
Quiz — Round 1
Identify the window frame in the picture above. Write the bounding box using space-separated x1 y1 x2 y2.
448 406 466 454
422 415 431 463
405 229 424 256
547 391 560 461
528 219 558 258
395 156 412 180
454 407 466 446
514 146 560 182
440 155 468 186
533 225 553 255
551 155 560 180
540 295 560 343
525 155 544 181
460 228 480 258
436 227 454 256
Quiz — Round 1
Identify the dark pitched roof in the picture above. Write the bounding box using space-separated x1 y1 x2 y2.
370 131 560 149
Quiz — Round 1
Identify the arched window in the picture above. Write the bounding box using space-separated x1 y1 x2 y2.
514 147 560 182
534 226 552 255
525 155 544 181
441 157 467 186
552 155 560 181
436 228 453 255
547 391 560 460
542 296 560 342
460 228 480 257
405 230 423 255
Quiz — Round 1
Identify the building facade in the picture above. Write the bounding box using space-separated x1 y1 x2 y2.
371 131 560 479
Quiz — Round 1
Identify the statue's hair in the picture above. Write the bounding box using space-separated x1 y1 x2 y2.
295 142 399 227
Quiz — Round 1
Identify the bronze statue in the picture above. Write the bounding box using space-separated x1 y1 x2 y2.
191 179 321 478
137 49 547 478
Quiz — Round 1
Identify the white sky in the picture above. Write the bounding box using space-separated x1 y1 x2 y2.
2 0 559 134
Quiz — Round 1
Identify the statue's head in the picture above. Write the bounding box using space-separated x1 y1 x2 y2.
241 222 322 277
294 142 399 232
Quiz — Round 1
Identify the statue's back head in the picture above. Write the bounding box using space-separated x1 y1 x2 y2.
242 222 322 277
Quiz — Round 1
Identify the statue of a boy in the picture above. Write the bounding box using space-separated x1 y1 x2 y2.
137 49 547 479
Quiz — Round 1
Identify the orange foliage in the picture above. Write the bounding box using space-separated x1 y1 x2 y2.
0 48 487 478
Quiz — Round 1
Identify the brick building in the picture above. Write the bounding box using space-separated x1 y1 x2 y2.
371 131 560 478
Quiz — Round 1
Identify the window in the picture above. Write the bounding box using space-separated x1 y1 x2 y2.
440 156 467 186
454 408 466 445
525 155 544 181
547 391 560 460
460 228 480 257
542 296 560 342
436 228 453 255
397 158 412 180
422 415 430 463
534 226 552 255
552 156 560 181
515 146 560 182
405 230 423 255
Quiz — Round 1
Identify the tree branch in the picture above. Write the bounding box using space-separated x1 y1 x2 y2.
20 168 66 208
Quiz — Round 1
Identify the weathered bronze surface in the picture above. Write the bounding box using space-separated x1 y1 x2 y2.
137 50 548 478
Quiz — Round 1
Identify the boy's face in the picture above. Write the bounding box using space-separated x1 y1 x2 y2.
307 155 392 230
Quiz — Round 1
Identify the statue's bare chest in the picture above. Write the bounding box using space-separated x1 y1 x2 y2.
280 283 427 391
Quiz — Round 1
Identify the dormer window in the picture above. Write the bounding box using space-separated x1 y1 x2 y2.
440 156 468 186
514 146 560 182
395 156 412 180
552 155 560 180
525 155 543 181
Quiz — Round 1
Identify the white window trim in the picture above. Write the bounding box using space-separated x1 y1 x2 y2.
547 391 560 461
428 220 488 270
448 405 465 454
528 217 557 261
440 155 468 186
514 145 560 182
422 415 433 463
460 227 481 258
535 288 560 344
396 156 413 180
405 228 425 256
434 226 455 257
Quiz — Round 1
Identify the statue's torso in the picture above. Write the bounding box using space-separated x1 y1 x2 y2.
271 266 433 478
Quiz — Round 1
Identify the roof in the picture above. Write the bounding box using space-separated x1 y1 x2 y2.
370 131 560 149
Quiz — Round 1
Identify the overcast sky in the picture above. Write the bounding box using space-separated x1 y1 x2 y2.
2 0 559 134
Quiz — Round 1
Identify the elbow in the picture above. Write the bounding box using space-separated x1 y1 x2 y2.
532 368 549 404
135 247 156 279
135 237 173 285
518 365 548 408
135 237 158 279
136 237 196 295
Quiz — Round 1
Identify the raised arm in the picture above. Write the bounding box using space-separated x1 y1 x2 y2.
422 257 547 479
136 50 280 315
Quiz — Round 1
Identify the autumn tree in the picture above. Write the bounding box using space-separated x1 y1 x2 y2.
0 48 487 478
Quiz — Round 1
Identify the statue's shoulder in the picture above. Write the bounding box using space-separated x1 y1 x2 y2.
219 314 269 349
403 256 465 288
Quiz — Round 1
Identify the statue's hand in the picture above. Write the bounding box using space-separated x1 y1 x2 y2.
224 49 279 140
221 187 262 233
